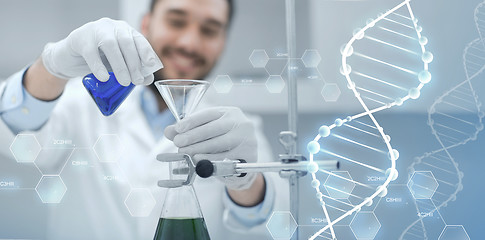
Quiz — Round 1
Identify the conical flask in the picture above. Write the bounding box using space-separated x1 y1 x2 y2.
82 72 135 116
154 185 210 240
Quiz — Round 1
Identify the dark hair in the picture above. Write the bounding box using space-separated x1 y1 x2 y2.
149 0 234 28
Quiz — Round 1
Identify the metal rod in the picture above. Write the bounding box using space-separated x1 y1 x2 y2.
234 161 339 174
286 0 298 154
284 0 299 240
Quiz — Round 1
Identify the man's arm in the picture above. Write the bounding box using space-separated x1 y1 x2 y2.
227 173 265 206
23 57 66 101
164 108 277 228
0 18 162 134
25 17 161 102
0 64 62 134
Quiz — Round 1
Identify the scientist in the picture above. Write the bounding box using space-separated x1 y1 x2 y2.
0 0 287 239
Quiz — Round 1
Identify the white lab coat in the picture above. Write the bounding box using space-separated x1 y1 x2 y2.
0 78 289 240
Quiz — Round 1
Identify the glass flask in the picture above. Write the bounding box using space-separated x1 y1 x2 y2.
154 185 210 240
82 72 135 116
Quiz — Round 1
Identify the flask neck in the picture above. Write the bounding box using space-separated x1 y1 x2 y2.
161 185 204 219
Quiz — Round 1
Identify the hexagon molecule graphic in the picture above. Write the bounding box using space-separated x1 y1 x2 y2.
266 211 297 239
249 49 269 68
301 50 322 68
321 83 341 102
213 75 233 93
10 134 41 163
439 225 470 240
35 176 67 203
266 75 286 93
350 211 381 240
407 171 439 199
93 134 123 162
35 148 73 175
124 188 156 217
324 171 355 199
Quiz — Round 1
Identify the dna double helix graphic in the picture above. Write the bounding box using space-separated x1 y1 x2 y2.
399 1 485 239
305 1 431 239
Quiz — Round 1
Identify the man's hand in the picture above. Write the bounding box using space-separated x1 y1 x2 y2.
164 107 265 204
41 17 162 86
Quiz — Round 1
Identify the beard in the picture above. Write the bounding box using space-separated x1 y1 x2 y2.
156 45 211 79
148 44 213 96
147 58 213 112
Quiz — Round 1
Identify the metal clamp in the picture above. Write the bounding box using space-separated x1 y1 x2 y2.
279 154 308 178
156 153 196 188
279 131 297 154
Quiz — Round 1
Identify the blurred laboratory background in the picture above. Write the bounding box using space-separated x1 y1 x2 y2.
1 0 484 239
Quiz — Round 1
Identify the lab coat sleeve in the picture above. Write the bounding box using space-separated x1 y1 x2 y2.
0 67 60 134
221 114 289 233
222 173 275 229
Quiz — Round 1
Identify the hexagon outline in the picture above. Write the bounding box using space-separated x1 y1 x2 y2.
301 49 322 68
266 211 298 239
35 175 67 204
249 49 269 68
34 148 74 175
321 83 341 102
99 161 131 186
349 211 381 240
438 225 470 240
61 147 98 175
407 171 439 199
213 75 234 93
124 188 156 217
265 75 286 93
324 171 355 199
9 134 41 163
93 134 123 163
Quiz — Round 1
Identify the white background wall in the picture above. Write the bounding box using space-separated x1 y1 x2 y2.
0 0 119 78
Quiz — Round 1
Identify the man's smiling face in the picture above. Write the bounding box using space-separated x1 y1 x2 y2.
142 0 229 81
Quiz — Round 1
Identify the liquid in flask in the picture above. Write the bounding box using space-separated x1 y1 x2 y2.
154 185 210 240
82 72 135 116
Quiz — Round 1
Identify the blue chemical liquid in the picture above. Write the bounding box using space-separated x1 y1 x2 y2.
82 72 135 116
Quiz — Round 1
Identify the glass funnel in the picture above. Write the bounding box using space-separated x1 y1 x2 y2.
154 79 211 240
154 80 210 122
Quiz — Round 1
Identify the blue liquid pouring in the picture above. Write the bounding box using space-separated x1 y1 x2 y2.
82 72 135 116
